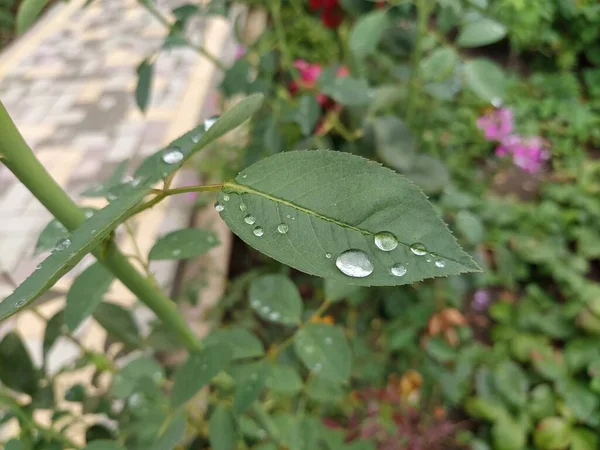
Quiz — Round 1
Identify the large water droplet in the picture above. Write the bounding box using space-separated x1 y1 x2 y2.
214 202 225 212
204 116 218 130
253 227 264 237
410 243 427 256
53 238 71 252
435 259 446 268
244 215 256 225
223 194 230 202
161 147 184 165
374 231 398 251
335 249 374 278
277 223 289 234
390 263 407 277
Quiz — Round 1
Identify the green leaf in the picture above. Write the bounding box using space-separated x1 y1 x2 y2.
209 405 237 450
248 274 303 325
455 210 485 245
43 309 64 362
493 361 528 409
456 18 507 47
465 396 509 423
81 161 128 198
0 332 38 395
232 362 267 413
203 327 264 360
349 10 388 60
15 0 47 34
35 209 97 253
0 189 146 320
320 77 370 106
5 440 24 450
83 441 126 450
492 417 527 450
295 95 321 137
266 364 303 395
571 428 598 450
93 302 142 348
389 328 417 351
134 94 264 186
464 59 505 102
528 384 556 420
150 413 185 450
565 338 600 372
135 58 154 113
217 151 478 286
306 377 344 403
421 47 458 81
373 116 416 171
294 323 351 382
404 154 450 194
148 228 219 260
533 417 572 450
65 262 114 331
324 279 362 303
425 336 456 363
171 344 233 407
112 356 163 398
555 380 599 423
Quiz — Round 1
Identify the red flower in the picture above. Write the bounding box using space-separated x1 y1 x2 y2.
308 0 343 29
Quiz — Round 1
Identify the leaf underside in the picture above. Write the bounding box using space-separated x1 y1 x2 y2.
217 150 479 286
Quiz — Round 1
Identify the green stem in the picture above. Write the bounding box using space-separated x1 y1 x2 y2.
268 0 295 76
163 183 224 196
0 101 201 352
139 0 226 71
404 0 429 127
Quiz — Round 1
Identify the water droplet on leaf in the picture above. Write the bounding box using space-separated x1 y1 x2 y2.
253 226 264 237
161 148 184 165
223 194 230 202
244 215 256 225
305 346 315 354
53 238 71 252
239 202 247 212
390 263 407 277
260 305 270 314
325 337 333 345
172 249 181 256
204 116 218 130
191 133 201 144
269 311 281 321
325 252 332 259
250 299 260 308
313 362 323 372
410 243 427 256
435 259 446 268
374 231 398 251
15 298 26 308
335 249 374 278
214 202 225 212
277 223 289 234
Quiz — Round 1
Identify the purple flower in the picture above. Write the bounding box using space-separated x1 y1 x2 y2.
472 289 490 311
235 44 246 60
476 108 513 142
496 135 550 173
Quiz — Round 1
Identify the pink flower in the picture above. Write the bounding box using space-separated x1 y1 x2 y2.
294 60 322 89
234 45 246 60
472 290 490 311
476 108 513 142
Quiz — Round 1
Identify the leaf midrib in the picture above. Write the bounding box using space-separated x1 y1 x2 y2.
224 181 477 270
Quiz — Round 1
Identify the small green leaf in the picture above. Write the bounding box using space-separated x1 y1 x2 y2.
492 417 527 450
404 154 450 194
421 47 458 81
43 309 64 362
232 361 267 413
533 417 572 450
171 344 233 407
320 77 370 106
0 332 38 395
493 361 528 409
295 95 321 137
464 59 505 102
203 327 264 360
218 151 478 287
455 210 485 245
294 323 351 382
571 428 598 450
148 228 220 260
83 441 126 450
209 405 237 450
456 18 507 47
15 0 47 34
93 302 142 348
0 189 146 320
112 356 163 398
150 413 185 450
425 336 457 363
65 262 114 331
528 384 556 420
5 439 24 450
136 58 154 113
565 338 600 371
349 9 388 60
555 380 598 423
248 274 303 325
266 365 303 395
373 116 416 171
306 377 344 403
